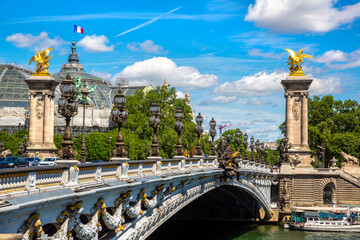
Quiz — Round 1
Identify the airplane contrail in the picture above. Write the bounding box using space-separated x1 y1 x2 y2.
116 6 182 37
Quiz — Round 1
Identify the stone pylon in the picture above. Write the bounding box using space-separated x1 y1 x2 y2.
281 75 312 167
25 75 59 159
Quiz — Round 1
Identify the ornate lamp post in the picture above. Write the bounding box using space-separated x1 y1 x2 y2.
209 118 217 156
149 101 161 158
111 89 128 158
19 135 31 157
174 109 184 156
264 143 269 164
58 74 78 159
250 136 255 161
0 141 4 157
255 139 261 162
236 129 242 158
80 85 89 163
243 133 248 160
195 113 204 156
108 136 112 161
280 137 292 163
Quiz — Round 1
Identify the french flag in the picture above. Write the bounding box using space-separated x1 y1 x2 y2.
74 25 84 34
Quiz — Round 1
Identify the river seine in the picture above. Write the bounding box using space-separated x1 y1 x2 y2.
147 220 360 240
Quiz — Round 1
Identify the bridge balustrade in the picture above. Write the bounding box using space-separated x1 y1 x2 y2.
0 157 223 198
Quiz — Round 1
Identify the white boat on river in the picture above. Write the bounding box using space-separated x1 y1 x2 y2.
287 206 360 232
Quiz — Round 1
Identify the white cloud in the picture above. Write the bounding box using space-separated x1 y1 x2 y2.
247 97 274 106
248 49 281 59
313 48 360 70
252 118 276 123
213 71 342 96
90 69 112 80
314 50 348 63
176 90 185 99
127 40 168 54
78 34 114 52
6 31 68 51
247 124 279 134
201 96 238 105
112 57 218 90
245 0 360 33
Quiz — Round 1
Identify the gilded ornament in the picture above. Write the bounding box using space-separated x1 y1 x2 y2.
29 47 53 76
284 49 312 76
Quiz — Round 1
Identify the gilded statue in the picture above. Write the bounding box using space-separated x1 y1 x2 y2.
284 49 312 76
29 47 53 76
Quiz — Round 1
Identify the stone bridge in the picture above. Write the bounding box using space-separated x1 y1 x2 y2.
0 157 277 240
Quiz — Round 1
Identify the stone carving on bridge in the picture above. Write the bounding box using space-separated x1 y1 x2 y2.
126 190 145 219
340 152 360 177
18 213 48 240
95 198 125 232
35 96 44 119
69 165 79 185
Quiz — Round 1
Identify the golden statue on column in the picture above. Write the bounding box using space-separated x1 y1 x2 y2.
29 47 53 76
284 49 312 76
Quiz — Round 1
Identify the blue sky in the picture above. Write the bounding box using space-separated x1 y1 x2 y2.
1 0 360 141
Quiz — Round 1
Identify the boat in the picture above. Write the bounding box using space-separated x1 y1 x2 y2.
286 206 360 232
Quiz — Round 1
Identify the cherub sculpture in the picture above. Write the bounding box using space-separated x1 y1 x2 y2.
284 49 312 76
29 47 53 76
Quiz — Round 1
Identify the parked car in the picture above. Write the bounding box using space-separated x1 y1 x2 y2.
38 157 58 166
0 156 29 168
25 157 41 167
91 160 104 163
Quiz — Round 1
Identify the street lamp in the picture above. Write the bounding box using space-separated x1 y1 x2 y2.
174 109 184 156
209 118 217 156
255 139 261 162
149 100 161 158
250 136 255 161
243 133 248 160
280 137 292 163
195 113 204 156
0 141 4 157
108 136 112 161
111 89 128 158
80 85 89 163
58 74 78 159
236 129 242 158
19 135 31 157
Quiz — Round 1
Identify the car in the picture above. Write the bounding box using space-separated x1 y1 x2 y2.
25 157 41 167
91 160 104 163
38 157 58 166
0 156 29 168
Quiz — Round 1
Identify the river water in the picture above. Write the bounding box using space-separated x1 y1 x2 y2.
147 220 360 240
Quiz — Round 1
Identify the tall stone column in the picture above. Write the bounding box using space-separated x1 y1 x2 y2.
25 76 59 159
301 92 309 149
281 76 312 167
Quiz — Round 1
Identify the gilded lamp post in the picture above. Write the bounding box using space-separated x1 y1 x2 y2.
255 139 261 163
174 109 184 157
209 118 217 156
250 136 255 161
80 85 89 163
195 113 204 156
243 133 248 160
111 89 128 158
58 74 79 159
236 129 242 158
149 101 161 158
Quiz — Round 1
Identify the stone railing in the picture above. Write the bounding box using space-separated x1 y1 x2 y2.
238 159 272 174
0 157 218 198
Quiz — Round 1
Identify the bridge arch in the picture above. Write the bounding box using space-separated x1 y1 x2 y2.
120 177 273 240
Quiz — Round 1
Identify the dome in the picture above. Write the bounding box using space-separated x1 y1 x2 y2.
0 64 33 108
52 40 113 109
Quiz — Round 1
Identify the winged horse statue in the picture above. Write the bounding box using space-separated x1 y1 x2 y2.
284 49 312 76
29 47 53 76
